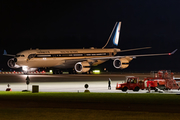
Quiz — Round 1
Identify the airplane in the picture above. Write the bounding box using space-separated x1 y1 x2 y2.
3 22 177 73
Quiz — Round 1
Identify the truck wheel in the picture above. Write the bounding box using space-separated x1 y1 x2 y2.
165 88 169 90
155 88 158 92
122 87 128 92
133 87 139 92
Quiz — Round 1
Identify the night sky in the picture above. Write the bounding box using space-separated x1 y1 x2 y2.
1 0 180 72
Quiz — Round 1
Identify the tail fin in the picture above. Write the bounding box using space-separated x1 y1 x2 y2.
102 22 121 49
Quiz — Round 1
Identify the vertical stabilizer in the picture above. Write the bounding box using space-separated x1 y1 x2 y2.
102 22 121 49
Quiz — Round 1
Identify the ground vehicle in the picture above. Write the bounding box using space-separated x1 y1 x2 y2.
116 70 180 92
151 70 180 90
116 76 157 92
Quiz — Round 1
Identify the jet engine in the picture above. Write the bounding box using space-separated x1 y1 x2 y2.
7 58 20 68
74 61 91 73
113 58 131 69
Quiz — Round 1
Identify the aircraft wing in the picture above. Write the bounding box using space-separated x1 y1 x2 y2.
119 47 151 52
90 49 178 60
66 49 177 62
123 49 177 58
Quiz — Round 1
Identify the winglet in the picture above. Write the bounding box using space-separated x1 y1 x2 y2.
169 49 178 55
3 50 7 55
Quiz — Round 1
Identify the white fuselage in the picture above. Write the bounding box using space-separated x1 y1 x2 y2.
15 48 120 69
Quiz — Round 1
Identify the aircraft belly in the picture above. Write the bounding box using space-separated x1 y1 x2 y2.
92 60 107 66
29 61 60 67
17 59 64 68
16 57 108 68
53 61 77 69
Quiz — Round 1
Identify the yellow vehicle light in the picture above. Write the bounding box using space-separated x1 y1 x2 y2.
49 70 53 73
93 70 100 74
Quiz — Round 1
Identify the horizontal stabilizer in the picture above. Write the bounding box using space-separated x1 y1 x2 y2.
3 50 15 57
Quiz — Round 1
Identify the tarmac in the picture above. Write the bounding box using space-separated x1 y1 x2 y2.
0 73 180 94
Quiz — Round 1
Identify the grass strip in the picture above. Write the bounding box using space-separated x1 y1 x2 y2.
0 91 180 119
0 108 180 120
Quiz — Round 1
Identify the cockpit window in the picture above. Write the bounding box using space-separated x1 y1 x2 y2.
28 54 36 60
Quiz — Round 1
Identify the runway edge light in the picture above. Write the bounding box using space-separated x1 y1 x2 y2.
93 70 100 74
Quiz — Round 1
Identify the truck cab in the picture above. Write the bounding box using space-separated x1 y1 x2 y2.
116 77 144 92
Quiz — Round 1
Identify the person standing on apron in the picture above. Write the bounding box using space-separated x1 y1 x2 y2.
108 78 112 90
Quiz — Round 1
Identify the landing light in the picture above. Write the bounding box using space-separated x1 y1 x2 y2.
93 70 100 74
49 70 53 73
22 66 28 71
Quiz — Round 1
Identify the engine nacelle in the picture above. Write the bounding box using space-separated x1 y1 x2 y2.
74 61 91 73
113 58 130 69
7 58 21 68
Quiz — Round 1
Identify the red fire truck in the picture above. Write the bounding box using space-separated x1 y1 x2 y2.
151 70 180 90
116 76 157 92
116 70 180 92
